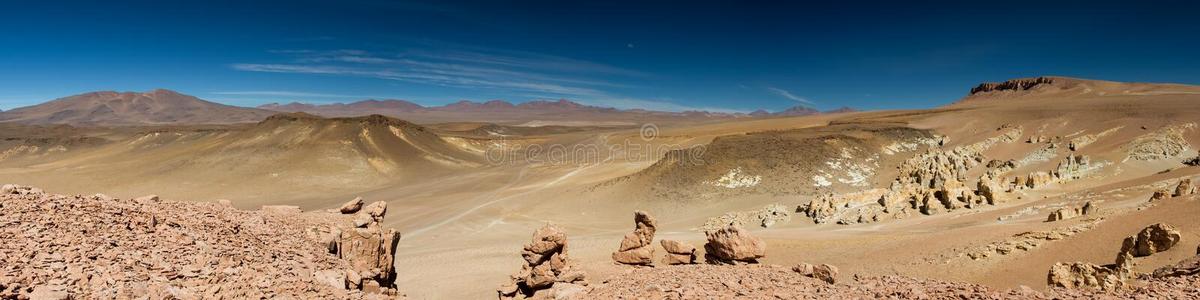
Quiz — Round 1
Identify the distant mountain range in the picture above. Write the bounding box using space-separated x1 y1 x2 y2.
0 89 275 126
0 89 859 126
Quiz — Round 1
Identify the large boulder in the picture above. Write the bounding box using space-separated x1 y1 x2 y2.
703 226 766 264
660 239 696 265
611 211 657 265
499 224 588 299
1133 223 1182 257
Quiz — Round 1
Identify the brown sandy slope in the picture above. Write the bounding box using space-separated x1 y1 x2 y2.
0 89 276 126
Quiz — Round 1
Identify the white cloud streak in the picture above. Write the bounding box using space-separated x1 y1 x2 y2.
231 48 737 112
766 87 815 105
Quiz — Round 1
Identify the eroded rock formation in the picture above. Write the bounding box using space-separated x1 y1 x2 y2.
1175 178 1194 197
498 224 587 300
611 211 657 265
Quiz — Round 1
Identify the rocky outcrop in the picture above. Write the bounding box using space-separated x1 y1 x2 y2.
498 224 587 300
1174 178 1194 197
703 204 792 231
329 200 401 293
969 77 1056 95
0 185 402 299
703 226 766 264
1045 201 1097 222
792 263 838 284
1053 154 1093 181
611 211 657 265
1125 123 1196 161
1150 189 1172 202
660 240 697 265
1047 262 1127 291
1133 223 1182 257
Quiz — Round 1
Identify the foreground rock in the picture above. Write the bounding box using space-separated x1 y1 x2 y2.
498 224 587 300
611 211 656 265
0 185 402 299
330 200 401 293
703 226 766 264
659 240 697 265
339 196 364 214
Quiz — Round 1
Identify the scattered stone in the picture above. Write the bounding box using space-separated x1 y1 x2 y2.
703 226 766 264
1174 178 1194 197
1133 223 1182 257
262 205 302 215
339 197 364 214
612 211 657 265
792 263 838 284
216 199 232 207
1184 155 1200 166
1046 208 1078 222
1150 189 1171 202
704 203 792 230
660 240 697 265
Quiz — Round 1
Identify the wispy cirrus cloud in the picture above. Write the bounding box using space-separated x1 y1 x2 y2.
230 46 738 112
766 87 815 105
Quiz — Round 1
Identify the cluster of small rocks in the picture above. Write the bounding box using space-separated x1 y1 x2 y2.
0 184 402 299
580 256 1200 299
700 203 791 231
963 222 1100 260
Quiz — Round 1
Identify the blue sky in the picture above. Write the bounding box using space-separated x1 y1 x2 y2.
1 1 1198 112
